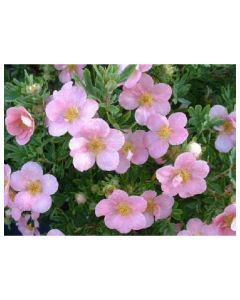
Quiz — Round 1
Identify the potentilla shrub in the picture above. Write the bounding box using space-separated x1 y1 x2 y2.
4 64 236 236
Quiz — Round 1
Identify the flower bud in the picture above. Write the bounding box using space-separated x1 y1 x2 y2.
75 193 86 205
186 142 202 158
26 83 41 95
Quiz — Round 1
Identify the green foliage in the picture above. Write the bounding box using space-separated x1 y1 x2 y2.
4 64 236 235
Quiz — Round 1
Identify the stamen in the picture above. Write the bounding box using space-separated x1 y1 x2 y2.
88 137 105 154
158 126 172 140
117 202 132 216
64 107 80 123
139 93 153 107
27 180 42 196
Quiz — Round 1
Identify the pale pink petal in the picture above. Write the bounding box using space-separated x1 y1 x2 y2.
32 194 52 213
186 218 203 234
73 152 95 171
142 190 157 200
179 178 207 198
144 131 159 147
131 148 148 165
169 128 188 145
105 129 125 151
124 70 142 88
110 189 129 202
48 121 68 136
128 213 146 231
69 137 88 156
59 69 71 83
42 174 59 195
96 150 119 171
47 229 65 236
143 213 154 228
178 230 191 236
148 139 169 159
104 214 131 234
119 90 139 110
138 73 154 89
153 83 172 101
156 207 172 220
14 191 33 211
10 171 28 191
174 152 196 169
156 166 175 184
135 107 153 125
146 114 168 131
215 134 234 153
115 155 131 174
139 64 152 72
209 105 228 119
168 112 187 129
22 162 43 178
81 99 99 119
77 118 110 139
192 160 210 178
128 196 147 213
54 64 66 70
95 199 114 217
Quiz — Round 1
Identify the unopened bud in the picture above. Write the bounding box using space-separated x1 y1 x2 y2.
186 142 202 158
75 193 86 205
26 83 41 95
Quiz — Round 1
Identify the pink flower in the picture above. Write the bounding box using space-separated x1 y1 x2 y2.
16 212 40 236
141 190 174 228
54 64 87 83
119 64 152 88
69 118 125 171
5 106 35 145
10 162 58 214
156 152 210 198
119 74 172 125
47 229 65 236
145 113 188 158
213 203 236 236
4 164 11 207
115 130 149 174
46 82 99 136
209 105 236 153
95 189 147 234
177 218 219 236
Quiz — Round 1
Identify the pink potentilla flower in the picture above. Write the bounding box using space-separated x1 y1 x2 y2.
95 189 147 234
16 213 40 236
209 105 236 153
156 152 210 198
46 82 99 137
115 130 149 174
119 74 172 125
213 203 236 236
47 229 65 236
177 218 219 236
4 164 11 207
54 64 87 83
145 113 188 159
141 190 174 228
10 162 58 214
119 64 152 88
5 106 35 145
69 118 125 171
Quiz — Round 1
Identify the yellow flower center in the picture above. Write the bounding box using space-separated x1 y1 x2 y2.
223 120 234 134
27 180 42 196
4 179 8 188
88 137 105 154
122 142 135 155
64 107 80 123
67 64 77 72
117 202 132 216
178 169 191 183
27 223 34 230
146 198 156 214
9 188 16 201
139 93 153 107
224 215 234 227
158 126 172 140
